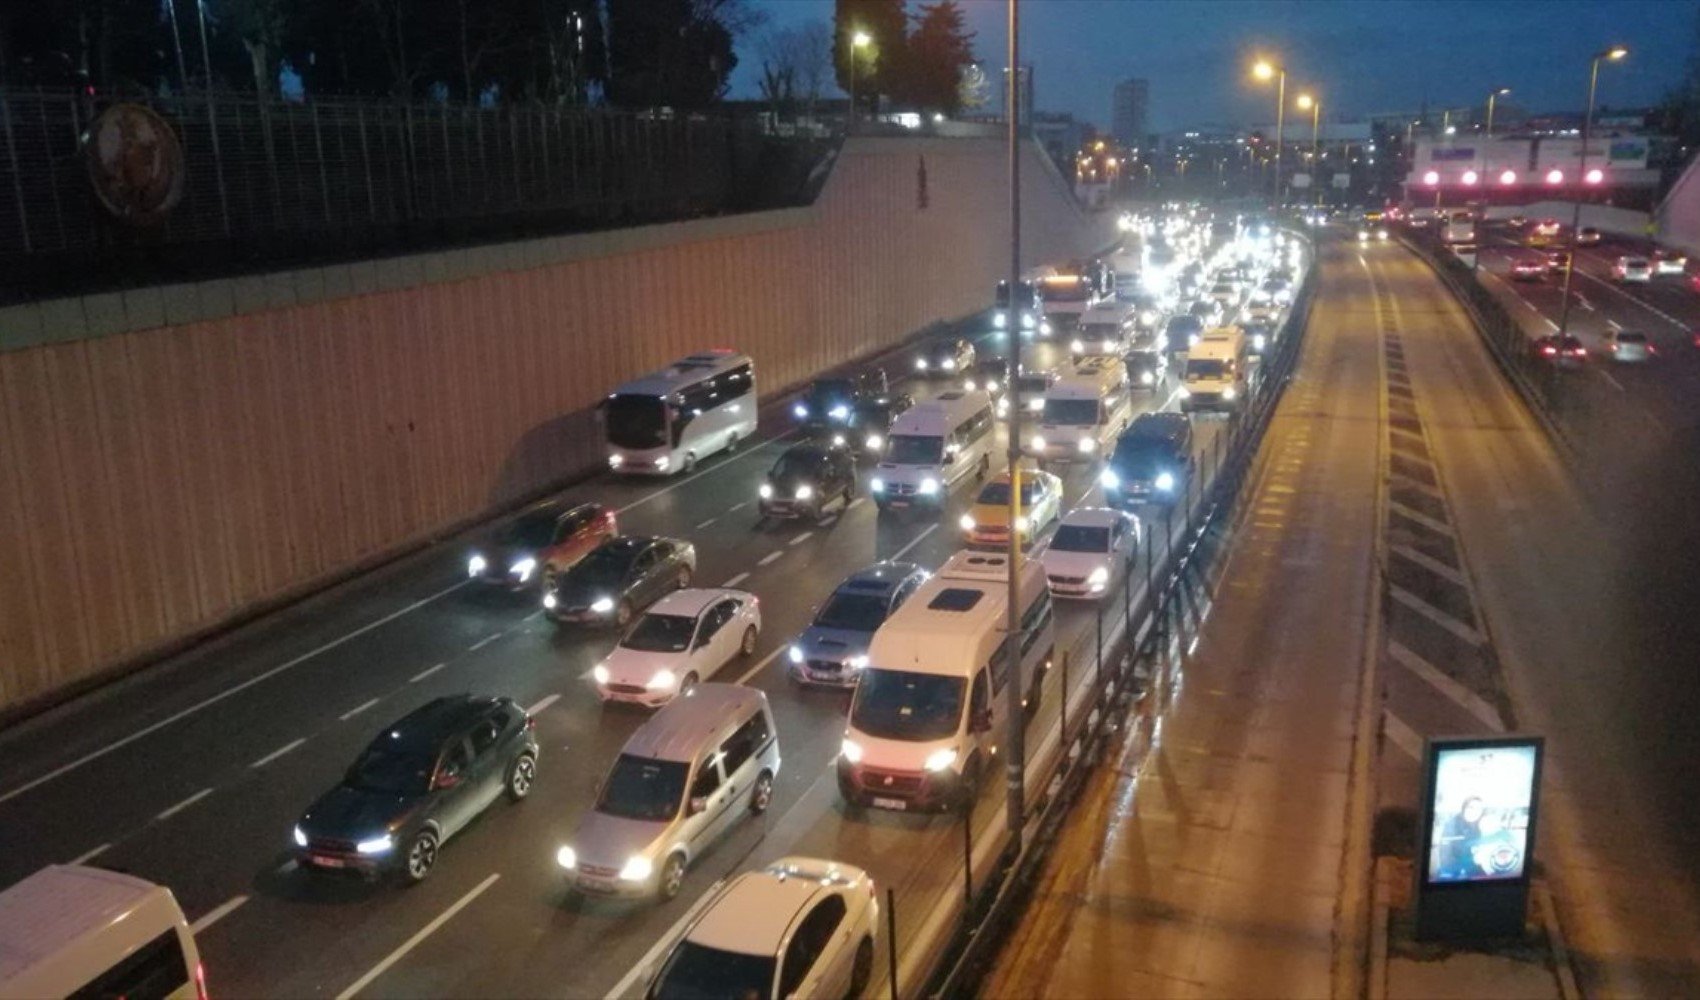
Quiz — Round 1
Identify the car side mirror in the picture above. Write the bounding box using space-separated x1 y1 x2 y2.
688 796 708 816
435 771 462 790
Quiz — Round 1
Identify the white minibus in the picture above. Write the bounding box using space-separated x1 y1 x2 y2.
870 391 995 511
603 350 757 476
1026 357 1134 462
1180 327 1248 413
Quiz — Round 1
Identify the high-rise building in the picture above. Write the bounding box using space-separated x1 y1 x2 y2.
1112 78 1149 148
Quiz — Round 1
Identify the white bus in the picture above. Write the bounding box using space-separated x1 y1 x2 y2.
1442 210 1476 245
602 350 757 476
837 550 1054 812
0 865 205 1000
1026 357 1134 462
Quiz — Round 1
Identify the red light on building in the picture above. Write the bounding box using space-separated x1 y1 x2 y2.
1461 170 1479 186
1423 170 1440 186
1499 169 1517 185
1545 168 1564 185
1585 168 1604 185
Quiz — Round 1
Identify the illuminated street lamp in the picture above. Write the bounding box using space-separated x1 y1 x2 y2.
1558 45 1628 344
848 30 872 132
1485 87 1512 138
1252 59 1287 204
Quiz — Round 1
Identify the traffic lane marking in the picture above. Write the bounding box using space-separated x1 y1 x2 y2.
1387 640 1502 731
410 661 448 683
339 698 381 722
722 572 750 588
69 842 110 866
758 551 783 567
335 872 501 1000
526 693 561 716
191 894 249 934
249 737 307 769
156 787 215 821
1382 710 1423 761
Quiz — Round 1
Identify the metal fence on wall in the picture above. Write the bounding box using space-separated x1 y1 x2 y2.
0 89 833 303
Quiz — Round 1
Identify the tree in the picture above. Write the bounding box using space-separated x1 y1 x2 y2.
606 0 758 109
1657 8 1700 152
895 0 973 114
833 0 906 114
221 0 289 96
0 0 169 93
794 20 832 120
756 21 830 121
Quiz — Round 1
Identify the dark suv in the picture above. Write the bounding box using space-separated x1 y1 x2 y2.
759 442 857 520
1101 413 1194 507
793 371 889 435
294 695 539 884
545 535 697 627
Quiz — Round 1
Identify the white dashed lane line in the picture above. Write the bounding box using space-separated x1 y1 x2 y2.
249 738 307 769
526 694 561 716
789 532 813 546
69 843 110 866
722 572 751 588
339 698 381 722
410 661 448 683
335 873 501 1000
156 787 214 821
191 895 250 935
758 551 783 567
468 633 500 652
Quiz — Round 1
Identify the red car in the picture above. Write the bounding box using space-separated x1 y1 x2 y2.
467 501 618 589
1509 257 1546 282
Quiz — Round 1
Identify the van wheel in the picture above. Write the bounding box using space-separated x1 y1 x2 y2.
682 452 697 474
659 853 687 901
959 755 983 810
740 626 759 657
506 753 536 802
977 455 990 480
402 830 438 884
849 938 875 999
750 771 774 814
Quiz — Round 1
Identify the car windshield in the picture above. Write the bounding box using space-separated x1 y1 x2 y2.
623 613 697 652
605 394 668 450
771 451 827 481
994 281 1034 308
1016 375 1052 394
816 590 891 632
1051 524 1111 553
1080 322 1121 338
651 941 777 1000
596 754 688 822
499 511 559 549
345 747 435 796
1043 398 1101 426
885 435 943 465
1113 440 1170 474
569 544 640 587
850 668 966 742
1186 359 1228 379
1126 351 1161 371
1617 332 1648 344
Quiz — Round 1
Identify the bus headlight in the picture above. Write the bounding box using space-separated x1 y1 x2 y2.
919 478 940 496
959 514 976 531
1100 469 1120 490
759 483 774 499
923 748 959 773
871 477 885 492
1156 472 1176 491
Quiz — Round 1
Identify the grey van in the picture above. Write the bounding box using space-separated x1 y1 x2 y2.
557 685 780 901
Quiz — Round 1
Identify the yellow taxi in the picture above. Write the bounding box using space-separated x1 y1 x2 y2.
958 469 1063 549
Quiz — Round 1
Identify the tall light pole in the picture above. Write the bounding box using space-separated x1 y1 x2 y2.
1485 87 1511 138
1297 93 1320 208
1253 60 1286 205
1557 46 1628 343
847 31 872 133
1003 0 1026 853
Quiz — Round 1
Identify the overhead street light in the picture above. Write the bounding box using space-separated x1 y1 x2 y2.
1251 59 1287 205
1486 87 1512 138
848 30 872 133
1557 46 1628 350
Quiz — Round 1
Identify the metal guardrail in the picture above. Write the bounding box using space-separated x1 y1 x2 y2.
923 232 1322 997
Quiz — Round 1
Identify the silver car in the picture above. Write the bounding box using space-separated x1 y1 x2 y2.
558 685 780 901
1605 329 1652 362
787 562 927 688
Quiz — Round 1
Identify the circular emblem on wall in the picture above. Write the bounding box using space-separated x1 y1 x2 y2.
84 103 185 225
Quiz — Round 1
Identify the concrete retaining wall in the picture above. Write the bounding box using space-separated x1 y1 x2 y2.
1481 200 1651 237
0 136 1113 714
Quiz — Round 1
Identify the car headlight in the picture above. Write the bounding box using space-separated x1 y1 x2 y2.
1088 566 1110 585
871 477 885 492
1253 334 1267 351
942 359 957 371
1358 232 1369 242
1141 310 1157 325
1140 370 1155 385
1177 385 1191 398
591 596 615 614
1028 398 1044 412
788 645 804 664
543 592 558 610
467 555 487 577
832 434 846 448
1023 314 1037 329
656 456 670 470
1041 320 1052 334
1156 471 1176 491
619 856 654 882
646 669 677 691
1070 339 1085 353
1222 387 1237 401
830 405 850 421
556 846 577 870
959 514 976 531
994 312 1007 328
1030 434 1047 451
608 454 624 468
848 655 869 670
963 379 977 391
915 358 929 370
919 478 939 495
793 403 809 419
1100 469 1120 490
840 738 865 764
356 835 394 855
1189 333 1201 346
592 665 610 684
1078 437 1096 453
865 434 883 451
759 483 773 499
795 484 814 501
293 825 308 848
923 748 958 773
1015 515 1030 532
510 558 537 582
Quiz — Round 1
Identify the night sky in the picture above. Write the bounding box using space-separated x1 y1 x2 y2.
735 0 1694 131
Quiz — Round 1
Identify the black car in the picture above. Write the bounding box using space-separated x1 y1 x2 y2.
792 371 889 434
1101 413 1194 507
962 358 1008 398
850 391 915 456
1123 348 1168 390
1162 314 1204 354
914 337 975 377
544 535 698 627
294 695 539 884
759 442 857 520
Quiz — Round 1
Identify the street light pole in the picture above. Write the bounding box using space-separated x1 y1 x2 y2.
1253 60 1286 206
1558 47 1628 343
848 31 871 134
1298 93 1320 209
1486 87 1511 138
1003 0 1026 854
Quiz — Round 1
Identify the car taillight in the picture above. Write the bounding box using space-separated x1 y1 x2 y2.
1541 346 1557 356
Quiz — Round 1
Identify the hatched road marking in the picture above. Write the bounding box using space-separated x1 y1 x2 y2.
1383 711 1424 761
1388 641 1503 731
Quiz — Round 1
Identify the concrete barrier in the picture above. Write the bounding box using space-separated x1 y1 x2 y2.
0 135 1114 715
1480 200 1651 238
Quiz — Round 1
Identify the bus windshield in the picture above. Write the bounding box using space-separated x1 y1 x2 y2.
885 435 943 465
604 395 668 450
1040 278 1093 303
1042 398 1101 426
1185 359 1228 379
850 668 965 742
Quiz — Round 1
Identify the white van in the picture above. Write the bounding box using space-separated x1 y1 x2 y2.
1026 357 1134 462
1180 327 1248 413
837 550 1054 812
870 391 995 511
0 865 205 1000
1072 303 1137 360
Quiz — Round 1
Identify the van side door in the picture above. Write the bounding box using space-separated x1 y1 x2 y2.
685 754 732 853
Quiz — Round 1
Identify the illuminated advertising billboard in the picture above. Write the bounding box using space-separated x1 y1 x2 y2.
1422 738 1542 885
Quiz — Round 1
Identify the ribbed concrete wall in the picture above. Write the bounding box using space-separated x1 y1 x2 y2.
0 136 1113 713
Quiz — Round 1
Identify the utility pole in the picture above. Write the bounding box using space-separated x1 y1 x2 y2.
1003 0 1026 855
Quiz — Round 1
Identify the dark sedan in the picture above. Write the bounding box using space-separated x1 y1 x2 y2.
792 371 888 435
759 442 857 520
465 501 615 591
1124 348 1168 390
544 536 697 627
849 392 914 457
294 695 539 884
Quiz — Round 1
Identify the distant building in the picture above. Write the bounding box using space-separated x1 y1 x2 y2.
1001 64 1035 123
1112 79 1149 148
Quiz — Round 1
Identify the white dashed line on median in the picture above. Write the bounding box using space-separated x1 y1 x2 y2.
336 873 501 1000
789 532 814 546
722 572 751 588
729 502 749 513
249 738 307 769
1388 641 1503 731
70 843 111 866
526 694 561 716
410 662 448 683
156 787 214 821
339 698 381 722
191 895 250 934
758 551 783 566
1598 369 1626 393
468 633 500 652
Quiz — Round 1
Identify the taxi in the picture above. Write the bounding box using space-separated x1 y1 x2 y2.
958 468 1063 549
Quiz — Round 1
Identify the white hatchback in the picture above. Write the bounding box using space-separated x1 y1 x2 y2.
647 857 879 1000
594 589 761 707
1039 507 1140 599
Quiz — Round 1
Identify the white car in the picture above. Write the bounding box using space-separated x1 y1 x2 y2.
593 589 761 707
1612 256 1652 283
648 857 879 1000
1604 328 1652 362
1039 507 1139 599
1653 251 1688 276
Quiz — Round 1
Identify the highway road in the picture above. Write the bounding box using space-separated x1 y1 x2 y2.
0 262 1298 997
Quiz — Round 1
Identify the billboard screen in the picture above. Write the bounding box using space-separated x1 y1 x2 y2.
1424 739 1540 885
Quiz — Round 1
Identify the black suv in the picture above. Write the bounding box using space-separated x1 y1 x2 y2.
545 535 697 627
759 442 857 520
1163 314 1204 354
294 695 539 884
850 391 915 457
793 371 889 434
1101 413 1194 507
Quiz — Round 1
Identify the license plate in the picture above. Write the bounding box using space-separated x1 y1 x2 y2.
577 876 615 893
872 796 908 811
889 501 910 508
310 855 346 869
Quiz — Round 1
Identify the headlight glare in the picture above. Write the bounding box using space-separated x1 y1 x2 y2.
556 846 577 870
840 738 865 763
592 665 610 684
1100 469 1120 490
1156 471 1176 491
923 748 959 773
510 558 537 581
793 403 808 419
1088 566 1110 585
646 669 677 691
467 555 487 577
788 645 804 664
543 592 558 610
619 856 654 882
759 483 773 499
293 825 308 848
871 477 886 492
356 835 394 855
866 434 883 450
795 485 814 501
591 596 615 614
959 514 976 531
919 478 939 496
1141 371 1155 385
1078 437 1096 453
